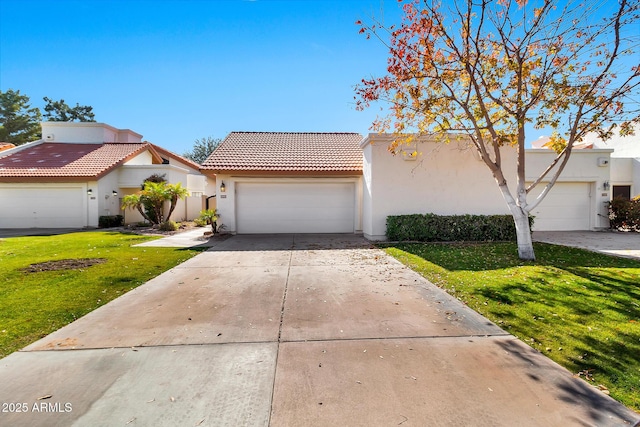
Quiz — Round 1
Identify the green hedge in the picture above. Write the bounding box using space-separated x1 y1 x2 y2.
386 213 533 242
98 215 124 228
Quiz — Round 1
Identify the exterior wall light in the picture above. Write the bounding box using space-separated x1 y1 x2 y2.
87 189 93 195
220 181 226 193
112 190 118 196
603 181 610 191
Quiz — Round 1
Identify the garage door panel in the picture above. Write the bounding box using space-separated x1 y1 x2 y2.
236 182 355 234
0 187 86 228
530 183 591 231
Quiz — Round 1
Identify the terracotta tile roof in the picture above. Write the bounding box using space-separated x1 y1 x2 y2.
0 143 16 152
0 142 157 180
201 132 363 173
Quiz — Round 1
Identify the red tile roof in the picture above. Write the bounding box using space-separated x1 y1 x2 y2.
0 143 16 152
0 142 159 181
201 132 363 173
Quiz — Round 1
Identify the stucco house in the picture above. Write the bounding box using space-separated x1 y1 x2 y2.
582 127 640 201
200 132 363 234
361 134 612 240
0 122 210 228
202 131 615 239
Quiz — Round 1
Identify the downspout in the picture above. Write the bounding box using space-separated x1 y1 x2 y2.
205 194 216 210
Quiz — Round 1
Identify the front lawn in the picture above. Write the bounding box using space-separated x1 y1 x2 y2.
384 242 640 412
0 231 203 357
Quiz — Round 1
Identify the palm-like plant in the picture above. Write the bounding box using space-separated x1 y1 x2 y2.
141 181 169 224
121 194 154 224
165 183 189 222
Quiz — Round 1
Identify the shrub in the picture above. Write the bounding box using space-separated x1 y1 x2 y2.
386 213 534 242
609 196 640 231
159 220 179 232
98 215 124 228
193 217 207 227
197 209 219 233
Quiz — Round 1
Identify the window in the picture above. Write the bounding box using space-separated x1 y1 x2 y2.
612 185 631 200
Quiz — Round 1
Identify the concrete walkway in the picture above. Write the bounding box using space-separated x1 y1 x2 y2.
534 230 640 261
0 234 637 426
132 227 230 248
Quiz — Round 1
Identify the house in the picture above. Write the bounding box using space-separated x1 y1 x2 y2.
582 127 640 201
361 134 612 240
202 131 613 239
0 122 210 228
200 132 363 233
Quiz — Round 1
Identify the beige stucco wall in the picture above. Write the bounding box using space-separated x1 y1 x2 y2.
361 134 613 240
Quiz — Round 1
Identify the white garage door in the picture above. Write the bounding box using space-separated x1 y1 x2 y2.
0 187 86 228
236 182 355 233
530 183 591 231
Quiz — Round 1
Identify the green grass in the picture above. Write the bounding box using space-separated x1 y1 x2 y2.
384 242 640 412
0 231 204 357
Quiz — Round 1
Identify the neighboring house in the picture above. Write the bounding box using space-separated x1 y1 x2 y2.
200 132 363 233
201 131 613 238
582 127 640 201
0 122 210 228
361 134 612 240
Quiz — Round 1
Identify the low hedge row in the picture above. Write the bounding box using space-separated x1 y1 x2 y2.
98 215 124 228
386 213 533 242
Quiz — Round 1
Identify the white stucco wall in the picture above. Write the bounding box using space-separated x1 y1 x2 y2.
97 173 122 220
361 134 613 239
40 122 142 144
124 151 154 165
610 158 640 198
361 136 512 240
584 125 640 158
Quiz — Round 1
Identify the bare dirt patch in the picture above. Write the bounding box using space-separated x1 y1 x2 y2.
22 258 107 273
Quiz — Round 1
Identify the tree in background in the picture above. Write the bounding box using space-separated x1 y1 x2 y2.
0 89 42 145
43 97 95 122
356 0 640 260
183 136 221 164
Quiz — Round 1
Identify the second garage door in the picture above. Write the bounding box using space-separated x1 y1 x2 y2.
236 182 355 233
530 182 592 231
0 186 86 228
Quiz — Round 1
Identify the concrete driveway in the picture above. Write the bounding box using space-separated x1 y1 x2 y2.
533 230 640 261
0 234 637 426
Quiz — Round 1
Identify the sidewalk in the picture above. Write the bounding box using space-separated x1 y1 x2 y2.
533 230 640 260
0 234 637 426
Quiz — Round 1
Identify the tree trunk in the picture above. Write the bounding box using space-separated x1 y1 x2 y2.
512 208 535 261
497 183 536 261
166 196 178 222
136 205 154 225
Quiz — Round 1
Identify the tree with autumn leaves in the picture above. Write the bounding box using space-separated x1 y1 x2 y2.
356 0 640 260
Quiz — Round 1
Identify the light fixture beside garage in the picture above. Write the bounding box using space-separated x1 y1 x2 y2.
112 190 118 197
603 181 610 191
220 181 226 193
87 189 93 196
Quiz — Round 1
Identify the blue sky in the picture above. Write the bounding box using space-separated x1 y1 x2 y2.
0 0 402 153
